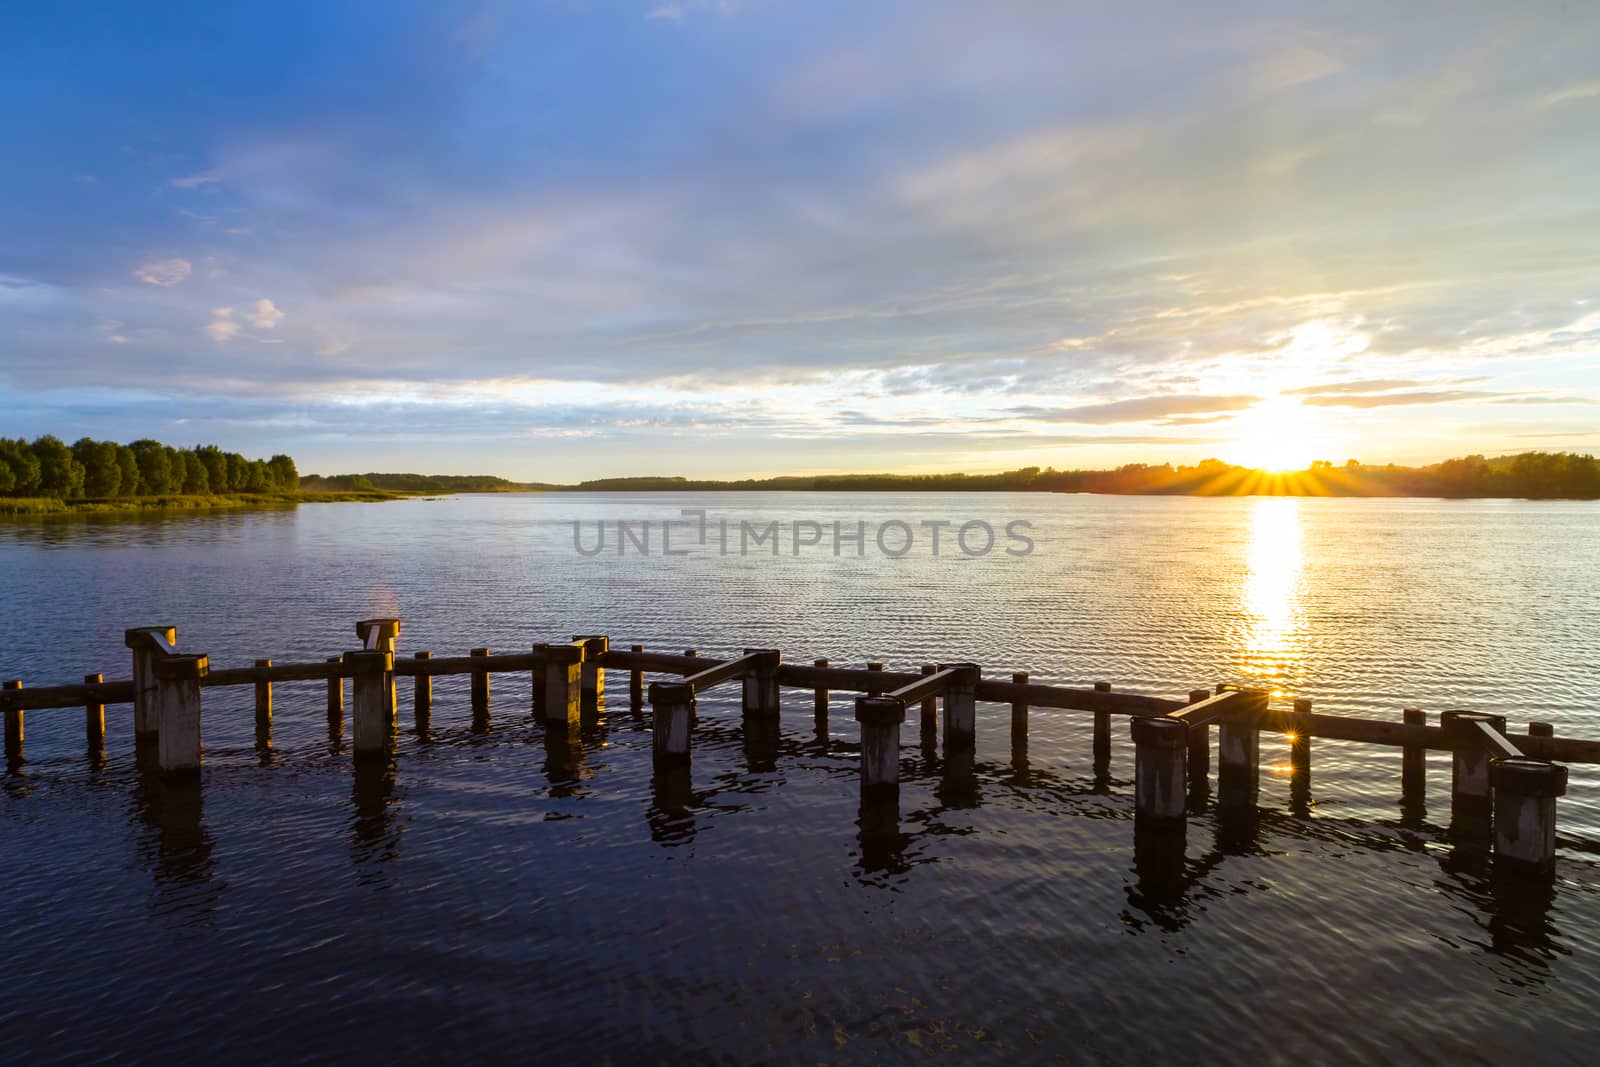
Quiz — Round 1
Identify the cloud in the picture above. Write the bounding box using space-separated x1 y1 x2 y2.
1541 81 1600 106
646 4 684 19
1283 378 1427 396
169 171 221 188
132 258 192 286
1015 395 1259 425
1299 390 1496 409
245 298 284 329
204 307 240 342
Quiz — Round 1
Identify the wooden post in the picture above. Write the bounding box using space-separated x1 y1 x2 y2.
572 635 608 707
1093 681 1112 767
1402 708 1426 803
124 625 176 740
1011 671 1029 738
629 644 644 708
650 680 694 766
413 651 432 732
1218 709 1260 808
153 654 208 779
327 655 344 724
348 649 396 758
1186 688 1211 795
867 661 885 673
741 648 781 717
85 673 105 753
254 659 273 730
683 648 698 658
531 643 548 716
920 664 938 737
470 647 491 717
813 658 830 730
856 695 907 798
3 679 21 763
1441 710 1507 819
938 662 980 753
1131 716 1188 829
542 644 583 727
1290 697 1311 775
1489 757 1568 874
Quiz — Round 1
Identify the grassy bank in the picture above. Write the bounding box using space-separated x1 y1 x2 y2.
0 489 407 517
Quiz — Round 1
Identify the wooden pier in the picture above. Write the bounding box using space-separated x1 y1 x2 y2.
4 618 1594 876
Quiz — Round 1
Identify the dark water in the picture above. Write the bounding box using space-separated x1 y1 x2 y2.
2 493 1598 1064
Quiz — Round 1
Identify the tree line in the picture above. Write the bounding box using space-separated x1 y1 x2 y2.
572 451 1600 499
0 436 299 499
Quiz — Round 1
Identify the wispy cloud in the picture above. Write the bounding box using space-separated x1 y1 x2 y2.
204 307 240 342
132 258 191 286
245 298 284 329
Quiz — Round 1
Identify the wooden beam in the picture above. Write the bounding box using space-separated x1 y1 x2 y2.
887 667 958 706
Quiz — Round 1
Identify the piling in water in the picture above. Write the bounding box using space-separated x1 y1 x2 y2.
4 679 22 762
153 653 208 779
348 649 395 758
1131 715 1188 829
1490 757 1567 874
85 673 104 753
650 680 693 766
741 648 781 717
938 663 980 753
124 626 176 740
1441 710 1507 820
856 695 907 799
1402 707 1426 804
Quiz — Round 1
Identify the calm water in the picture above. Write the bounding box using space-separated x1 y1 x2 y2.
3 493 1599 1064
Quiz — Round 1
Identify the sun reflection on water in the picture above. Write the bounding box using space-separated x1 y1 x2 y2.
1240 497 1306 682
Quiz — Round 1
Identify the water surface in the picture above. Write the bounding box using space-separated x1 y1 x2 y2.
3 493 1598 1064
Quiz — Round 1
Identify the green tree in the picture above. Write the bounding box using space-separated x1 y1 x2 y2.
72 438 123 497
268 453 299 492
226 453 249 492
0 438 42 494
194 445 227 493
181 451 210 493
31 435 86 498
163 446 186 492
115 445 141 495
130 439 173 496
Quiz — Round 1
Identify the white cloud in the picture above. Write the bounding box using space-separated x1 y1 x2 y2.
1541 81 1600 106
132 258 192 286
646 4 684 19
245 298 284 329
169 171 221 188
204 307 240 342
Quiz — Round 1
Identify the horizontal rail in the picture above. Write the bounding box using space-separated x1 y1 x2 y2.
1475 718 1524 760
1170 689 1259 726
6 645 1600 763
888 668 958 706
685 653 760 692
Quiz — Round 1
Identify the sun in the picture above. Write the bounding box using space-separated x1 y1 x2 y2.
1226 397 1320 472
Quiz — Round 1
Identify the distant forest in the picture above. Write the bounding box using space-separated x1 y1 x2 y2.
572 451 1600 500
300 472 541 493
0 435 298 499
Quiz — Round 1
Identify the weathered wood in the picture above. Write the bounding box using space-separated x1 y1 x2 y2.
153 654 208 779
411 652 431 730
348 650 396 757
867 661 885 672
1169 689 1254 727
1475 718 1522 760
1290 698 1312 774
1441 711 1507 818
327 655 345 724
813 658 830 727
254 659 273 729
920 664 939 736
572 635 607 705
740 648 781 717
1010 671 1029 738
1092 681 1112 767
856 695 906 798
686 653 762 692
85 673 105 752
650 680 693 766
356 618 400 653
1131 715 1187 828
1186 688 1211 792
1490 758 1568 874
471 647 491 717
629 644 645 707
938 663 980 753
888 667 958 707
125 625 176 739
4 679 22 761
542 644 583 727
1402 708 1425 801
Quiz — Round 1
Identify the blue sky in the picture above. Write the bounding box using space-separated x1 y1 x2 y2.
2 1 1597 479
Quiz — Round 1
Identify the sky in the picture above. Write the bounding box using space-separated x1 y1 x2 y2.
2 1 1597 480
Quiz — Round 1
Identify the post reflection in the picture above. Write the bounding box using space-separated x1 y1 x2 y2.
1129 826 1189 925
646 765 697 846
855 796 911 879
1238 497 1307 684
542 720 587 796
350 755 402 869
130 762 217 894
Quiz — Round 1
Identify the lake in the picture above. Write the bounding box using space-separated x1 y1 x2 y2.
3 492 1598 1064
